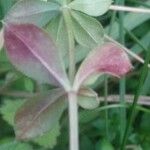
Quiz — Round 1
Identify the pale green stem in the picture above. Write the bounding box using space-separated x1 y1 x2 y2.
0 29 4 50
68 92 79 150
63 5 79 150
63 8 75 82
109 5 150 13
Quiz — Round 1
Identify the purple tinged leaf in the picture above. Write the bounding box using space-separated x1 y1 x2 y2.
4 0 60 27
4 24 70 90
74 42 133 90
15 88 66 140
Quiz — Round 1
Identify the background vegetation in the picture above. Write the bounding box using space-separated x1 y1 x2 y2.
0 0 150 149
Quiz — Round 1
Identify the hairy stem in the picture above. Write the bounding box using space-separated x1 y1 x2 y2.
68 92 79 150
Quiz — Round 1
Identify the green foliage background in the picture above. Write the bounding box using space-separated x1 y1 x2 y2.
0 0 150 149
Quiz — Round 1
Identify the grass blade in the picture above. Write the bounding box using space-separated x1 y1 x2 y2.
121 44 150 149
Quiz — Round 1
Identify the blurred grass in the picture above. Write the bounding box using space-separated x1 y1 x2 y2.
121 43 150 149
118 0 126 144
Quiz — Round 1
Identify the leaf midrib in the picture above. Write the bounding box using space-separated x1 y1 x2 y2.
18 89 65 139
8 27 66 88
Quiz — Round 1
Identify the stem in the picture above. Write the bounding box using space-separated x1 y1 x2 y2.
0 29 4 49
104 76 109 139
63 9 75 82
109 5 150 13
63 5 79 150
99 95 150 106
1 91 150 106
119 78 126 142
118 0 126 143
68 92 79 150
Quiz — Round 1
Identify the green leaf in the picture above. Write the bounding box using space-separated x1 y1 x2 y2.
46 15 69 59
139 114 150 136
47 20 92 69
0 141 33 150
15 89 66 139
4 0 60 27
78 88 100 109
24 78 34 92
0 29 4 51
0 99 25 126
0 0 14 17
71 11 104 48
75 45 91 64
69 0 112 16
74 3 150 63
96 139 114 150
33 123 60 148
81 136 94 150
142 142 150 150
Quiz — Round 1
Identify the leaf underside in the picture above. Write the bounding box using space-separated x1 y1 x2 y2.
46 15 69 60
4 0 60 27
4 23 69 89
71 11 104 48
15 89 66 140
74 42 133 90
69 0 112 16
78 88 100 109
